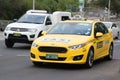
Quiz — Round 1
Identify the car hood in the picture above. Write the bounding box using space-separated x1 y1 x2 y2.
34 34 92 47
7 22 43 29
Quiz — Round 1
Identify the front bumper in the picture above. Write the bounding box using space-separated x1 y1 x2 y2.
4 31 37 43
30 47 88 64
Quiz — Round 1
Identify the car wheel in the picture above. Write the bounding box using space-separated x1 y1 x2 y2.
106 44 113 60
117 32 119 39
5 39 14 48
85 49 94 68
115 32 119 39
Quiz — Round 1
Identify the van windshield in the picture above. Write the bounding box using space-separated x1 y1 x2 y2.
17 14 45 24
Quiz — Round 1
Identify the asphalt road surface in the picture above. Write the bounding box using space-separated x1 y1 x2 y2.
0 33 120 80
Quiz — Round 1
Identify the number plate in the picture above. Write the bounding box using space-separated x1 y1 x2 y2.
13 33 21 36
46 54 58 59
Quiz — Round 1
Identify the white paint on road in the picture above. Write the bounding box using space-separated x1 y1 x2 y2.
17 54 30 57
0 54 30 57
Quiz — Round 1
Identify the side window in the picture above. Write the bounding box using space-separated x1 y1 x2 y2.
61 16 70 21
95 23 107 34
45 16 52 25
99 23 108 34
94 22 108 38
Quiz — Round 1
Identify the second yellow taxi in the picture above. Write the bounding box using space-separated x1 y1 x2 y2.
30 20 114 68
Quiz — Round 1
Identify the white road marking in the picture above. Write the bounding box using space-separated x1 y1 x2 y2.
17 54 30 57
114 40 120 42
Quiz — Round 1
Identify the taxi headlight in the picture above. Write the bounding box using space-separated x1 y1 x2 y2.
28 28 37 32
69 43 86 50
32 43 38 48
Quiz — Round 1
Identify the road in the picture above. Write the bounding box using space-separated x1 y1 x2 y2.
0 32 120 80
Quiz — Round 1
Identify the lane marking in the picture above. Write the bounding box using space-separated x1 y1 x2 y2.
17 54 30 57
114 40 120 42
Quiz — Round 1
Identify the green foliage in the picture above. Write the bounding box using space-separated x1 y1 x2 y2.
111 0 120 15
0 0 79 20
93 0 120 16
0 0 120 20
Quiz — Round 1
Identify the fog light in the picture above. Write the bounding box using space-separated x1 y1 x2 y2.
31 53 35 58
73 55 83 61
30 34 35 38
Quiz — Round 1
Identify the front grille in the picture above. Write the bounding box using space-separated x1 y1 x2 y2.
8 34 31 43
38 46 67 53
9 34 27 39
40 56 66 61
10 27 28 32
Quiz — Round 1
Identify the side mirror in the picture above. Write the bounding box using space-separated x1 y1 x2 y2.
41 31 47 35
96 32 103 38
13 19 17 22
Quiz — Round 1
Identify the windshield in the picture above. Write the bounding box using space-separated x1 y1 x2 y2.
17 14 45 24
48 22 92 36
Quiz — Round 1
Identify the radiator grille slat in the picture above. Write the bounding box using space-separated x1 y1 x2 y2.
38 46 67 53
10 28 28 32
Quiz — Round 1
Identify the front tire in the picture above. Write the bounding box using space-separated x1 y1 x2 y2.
106 44 113 60
85 49 94 68
5 39 14 48
116 32 119 39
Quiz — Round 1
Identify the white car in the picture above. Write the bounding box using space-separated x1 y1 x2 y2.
103 22 120 39
4 10 52 48
3 10 71 48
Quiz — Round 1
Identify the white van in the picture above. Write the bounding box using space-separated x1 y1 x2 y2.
4 10 71 48
52 11 71 25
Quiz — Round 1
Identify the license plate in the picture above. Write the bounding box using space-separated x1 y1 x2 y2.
13 33 21 36
46 54 58 59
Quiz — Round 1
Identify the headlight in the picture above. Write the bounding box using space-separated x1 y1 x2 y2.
69 43 86 50
32 43 38 48
28 28 37 32
5 27 11 31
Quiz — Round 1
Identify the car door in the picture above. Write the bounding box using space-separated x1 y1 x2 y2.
99 23 110 54
94 22 110 59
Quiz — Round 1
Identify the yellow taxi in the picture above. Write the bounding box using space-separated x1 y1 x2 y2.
30 20 114 68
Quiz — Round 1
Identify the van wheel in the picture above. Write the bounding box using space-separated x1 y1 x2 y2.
116 32 119 39
85 49 94 68
5 39 14 48
106 44 113 60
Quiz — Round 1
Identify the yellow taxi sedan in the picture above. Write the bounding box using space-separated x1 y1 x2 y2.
30 20 114 68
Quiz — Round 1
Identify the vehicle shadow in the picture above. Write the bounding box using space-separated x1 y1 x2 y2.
30 58 114 70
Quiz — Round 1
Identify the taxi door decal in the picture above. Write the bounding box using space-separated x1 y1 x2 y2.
97 41 103 49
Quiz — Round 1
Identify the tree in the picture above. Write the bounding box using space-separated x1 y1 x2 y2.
94 0 120 17
0 0 80 19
